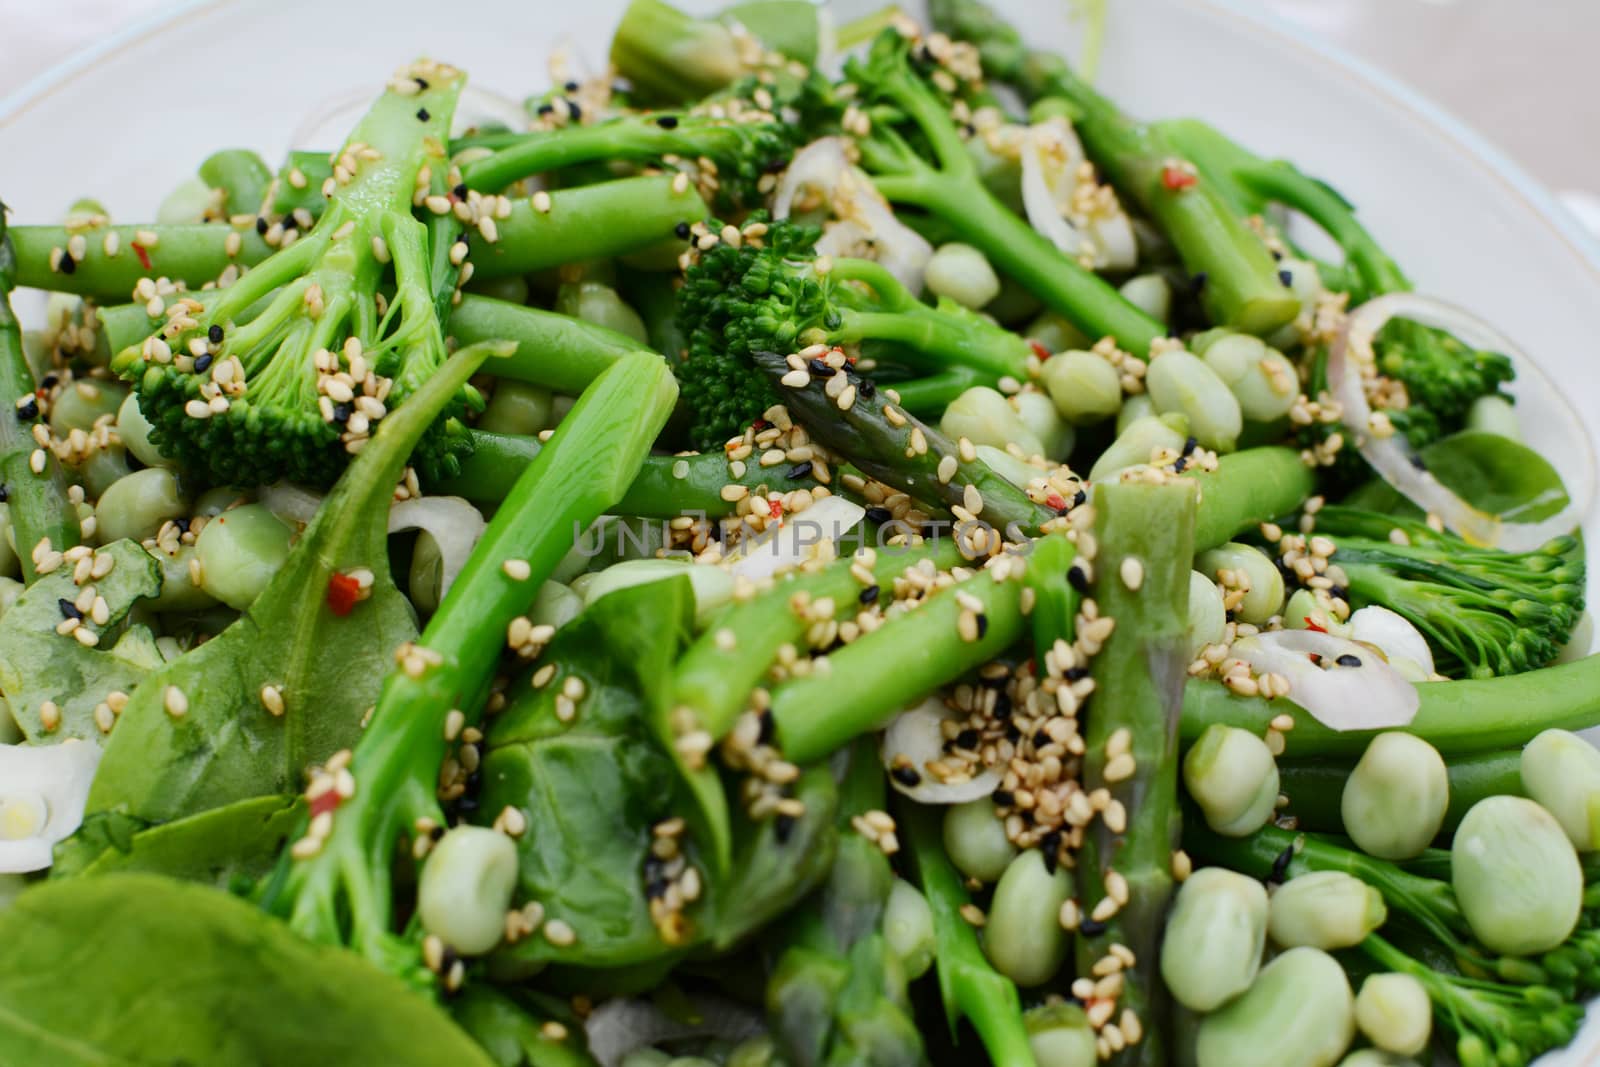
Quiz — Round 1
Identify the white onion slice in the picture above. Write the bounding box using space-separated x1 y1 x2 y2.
388 496 487 598
1347 605 1435 683
882 696 1002 804
583 995 765 1067
259 483 324 527
1230 630 1419 732
1329 293 1592 551
726 494 866 583
1019 118 1138 271
0 740 101 873
772 137 933 293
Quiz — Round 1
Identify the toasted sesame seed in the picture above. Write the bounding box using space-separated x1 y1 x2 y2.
962 483 983 515
937 454 958 484
532 190 553 214
28 450 45 474
444 708 466 741
1105 869 1129 906
1119 556 1144 591
501 558 532 581
74 627 99 647
1103 751 1136 783
164 685 188 719
1171 850 1193 881
1091 895 1119 922
959 903 986 927
543 918 577 946
260 684 285 717
38 700 60 732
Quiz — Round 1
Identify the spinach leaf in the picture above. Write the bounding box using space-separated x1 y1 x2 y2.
1422 429 1572 522
52 794 302 890
0 872 493 1066
84 344 497 827
0 539 162 744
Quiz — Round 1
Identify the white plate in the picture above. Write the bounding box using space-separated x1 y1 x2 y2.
3 0 1598 1059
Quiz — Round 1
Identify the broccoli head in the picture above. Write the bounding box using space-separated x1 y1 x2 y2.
1315 504 1584 679
1374 317 1515 447
675 214 1035 449
111 62 475 488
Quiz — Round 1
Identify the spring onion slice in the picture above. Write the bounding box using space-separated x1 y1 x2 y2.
882 695 1002 804
1231 629 1418 732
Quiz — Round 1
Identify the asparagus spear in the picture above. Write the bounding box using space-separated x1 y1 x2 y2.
1075 478 1198 1066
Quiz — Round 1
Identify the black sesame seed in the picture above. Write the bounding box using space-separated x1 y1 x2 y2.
39 373 58 390
1172 457 1188 473
1410 454 1427 471
1277 269 1293 286
646 876 669 899
656 115 680 129
1067 565 1090 593
1042 846 1059 875
1072 489 1087 508
1078 917 1107 937
859 584 880 605
807 358 836 377
891 765 922 787
955 728 979 750
674 222 691 239
1335 653 1362 668
1004 722 1022 743
775 813 797 843
57 598 82 620
58 254 76 275
1329 585 1348 601
537 103 554 116
757 708 776 745
332 403 351 424
865 506 892 524
0 484 9 502
1271 249 1283 261
193 354 214 374
414 77 430 89
993 789 1015 807
857 378 876 399
1268 844 1296 884
416 107 431 122
785 460 813 480
564 81 580 93
566 101 582 122
975 613 988 638
1189 271 1207 293
16 399 38 421
172 518 190 534
453 183 468 199
1065 667 1090 682
207 324 224 344
1032 728 1051 748
1183 436 1199 456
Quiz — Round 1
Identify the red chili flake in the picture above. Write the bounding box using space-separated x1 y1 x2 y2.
768 499 784 519
327 572 361 616
132 243 152 271
309 790 341 818
1161 165 1197 191
1308 652 1323 665
1302 616 1327 633
1029 340 1052 361
751 419 768 431
1046 493 1067 511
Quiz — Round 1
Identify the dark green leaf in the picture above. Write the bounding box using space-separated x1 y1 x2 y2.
1421 429 1572 523
0 872 493 1066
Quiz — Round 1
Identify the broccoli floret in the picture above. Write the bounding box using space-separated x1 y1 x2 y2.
1374 317 1515 447
110 62 474 488
1314 505 1584 679
675 215 1035 449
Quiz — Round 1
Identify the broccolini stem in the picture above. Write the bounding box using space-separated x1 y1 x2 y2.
771 553 1030 763
879 365 985 414
0 211 80 581
899 801 1038 1067
1278 749 1523 837
448 293 655 395
1075 479 1197 1067
1179 653 1600 757
10 222 273 302
928 0 1297 335
461 116 762 194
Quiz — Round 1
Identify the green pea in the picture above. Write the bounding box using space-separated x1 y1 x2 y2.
1196 542 1284 625
941 386 1046 457
1088 413 1189 482
884 878 935 980
49 379 126 438
1183 724 1279 837
1341 733 1448 860
1353 973 1431 1057
417 825 520 955
195 503 295 611
1466 395 1520 440
1187 571 1226 658
1196 947 1355 1067
925 243 1002 310
95 468 189 544
556 280 649 345
1025 1002 1098 1067
1024 311 1089 356
1146 350 1242 452
1452 795 1583 956
943 799 1017 882
0 505 20 579
77 443 134 500
1196 331 1299 422
1013 390 1074 461
531 580 584 631
1041 351 1123 426
984 850 1071 986
408 530 446 615
477 380 553 437
1115 392 1155 436
1119 273 1171 323
147 544 219 612
1520 728 1600 851
1161 867 1269 1012
1267 871 1387 950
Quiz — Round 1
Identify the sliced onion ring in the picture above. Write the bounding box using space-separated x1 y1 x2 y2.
388 496 487 598
583 995 765 1067
773 137 933 294
1329 293 1593 551
1231 630 1418 732
882 696 1001 804
1019 119 1137 271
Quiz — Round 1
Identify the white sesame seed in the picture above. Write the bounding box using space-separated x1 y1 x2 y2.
38 701 60 732
502 558 532 581
260 684 285 717
1119 556 1144 591
544 919 577 946
1103 751 1136 783
532 190 553 214
780 369 810 389
444 708 466 741
164 685 189 719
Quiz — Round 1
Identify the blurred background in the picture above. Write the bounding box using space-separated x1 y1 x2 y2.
3 0 1598 225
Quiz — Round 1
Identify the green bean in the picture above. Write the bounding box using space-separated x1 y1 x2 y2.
94 468 188 544
417 825 520 955
1146 350 1242 452
1195 948 1354 1067
11 223 273 301
941 385 1047 457
1451 796 1583 956
448 294 651 395
1195 541 1284 624
926 243 1002 310
477 381 554 437
1118 273 1171 323
1466 394 1519 440
1520 729 1600 850
1040 351 1123 425
1267 871 1387 951
1186 571 1226 657
983 850 1071 986
1160 867 1268 1012
1192 330 1299 423
1183 724 1279 836
554 280 650 345
198 149 273 217
1353 973 1431 1057
1340 733 1448 860
194 503 294 611
1188 448 1315 551
884 878 936 980
1013 390 1074 461
1022 532 1079 680
1086 412 1187 481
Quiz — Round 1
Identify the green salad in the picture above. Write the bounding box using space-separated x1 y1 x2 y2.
3 1 1599 1065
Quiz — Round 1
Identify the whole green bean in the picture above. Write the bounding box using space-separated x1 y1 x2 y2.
1188 447 1315 549
10 222 272 302
448 293 656 395
1023 533 1078 669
